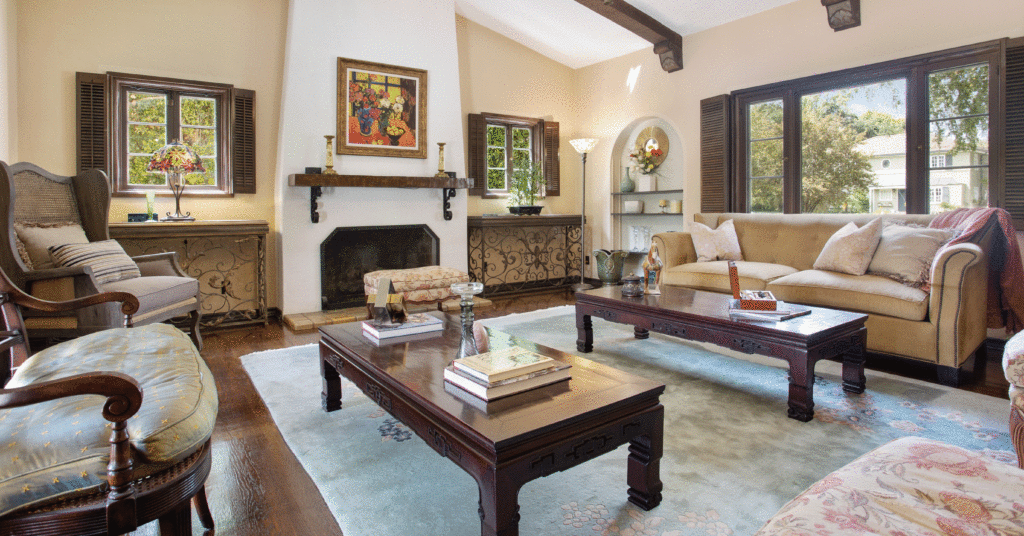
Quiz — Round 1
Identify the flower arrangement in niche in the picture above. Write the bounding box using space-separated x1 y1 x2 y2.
630 142 664 175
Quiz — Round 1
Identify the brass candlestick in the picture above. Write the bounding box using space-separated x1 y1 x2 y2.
324 135 338 175
435 142 447 178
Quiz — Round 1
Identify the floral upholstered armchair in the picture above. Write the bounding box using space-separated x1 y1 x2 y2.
0 161 202 350
1003 330 1024 467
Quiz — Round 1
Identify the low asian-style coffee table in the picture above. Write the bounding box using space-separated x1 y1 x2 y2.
319 315 665 536
575 285 868 422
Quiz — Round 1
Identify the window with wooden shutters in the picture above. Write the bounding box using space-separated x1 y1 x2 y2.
76 72 256 197
700 95 731 213
466 112 559 198
1005 38 1024 228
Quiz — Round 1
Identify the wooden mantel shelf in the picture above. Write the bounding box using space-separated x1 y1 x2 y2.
288 173 474 189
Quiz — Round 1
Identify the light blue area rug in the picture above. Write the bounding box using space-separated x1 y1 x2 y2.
241 306 1016 536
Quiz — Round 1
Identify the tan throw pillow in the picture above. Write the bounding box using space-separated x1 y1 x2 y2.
48 240 141 285
868 223 956 287
691 219 742 262
813 218 883 275
13 222 89 270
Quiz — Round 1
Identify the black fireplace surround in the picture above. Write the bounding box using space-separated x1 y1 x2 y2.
320 225 439 309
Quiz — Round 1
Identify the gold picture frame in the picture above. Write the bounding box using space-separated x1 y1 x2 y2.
336 57 428 159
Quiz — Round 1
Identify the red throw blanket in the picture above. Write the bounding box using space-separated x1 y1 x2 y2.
929 207 1024 333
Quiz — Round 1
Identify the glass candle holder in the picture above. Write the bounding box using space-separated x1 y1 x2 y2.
451 281 484 362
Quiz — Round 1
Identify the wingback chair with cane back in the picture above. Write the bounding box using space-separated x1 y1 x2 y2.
0 252 217 535
0 161 202 350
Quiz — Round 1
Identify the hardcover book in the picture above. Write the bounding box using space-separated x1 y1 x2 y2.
728 300 811 321
444 364 571 401
361 313 443 339
453 346 556 383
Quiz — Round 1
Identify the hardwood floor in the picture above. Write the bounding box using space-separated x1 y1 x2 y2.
131 288 1010 535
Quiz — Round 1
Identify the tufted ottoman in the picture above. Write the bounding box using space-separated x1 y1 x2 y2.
0 323 217 532
1003 330 1024 468
364 266 471 306
755 436 1024 535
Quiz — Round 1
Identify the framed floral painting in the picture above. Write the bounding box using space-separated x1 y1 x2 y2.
336 57 428 159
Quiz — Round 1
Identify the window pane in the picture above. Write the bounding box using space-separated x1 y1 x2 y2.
185 159 216 186
181 96 216 127
750 177 783 213
181 127 216 156
749 139 782 178
511 127 531 149
487 147 505 169
802 80 905 214
749 100 783 140
487 169 505 190
929 164 987 213
128 155 166 185
929 64 989 119
512 149 530 170
128 91 166 123
928 64 988 212
129 124 166 154
486 125 505 147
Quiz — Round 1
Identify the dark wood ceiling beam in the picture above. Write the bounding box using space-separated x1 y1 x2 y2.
574 0 683 72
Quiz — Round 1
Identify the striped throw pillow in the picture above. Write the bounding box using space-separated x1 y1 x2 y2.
48 240 141 285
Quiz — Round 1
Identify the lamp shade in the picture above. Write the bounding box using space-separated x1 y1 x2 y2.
146 140 205 174
569 138 599 154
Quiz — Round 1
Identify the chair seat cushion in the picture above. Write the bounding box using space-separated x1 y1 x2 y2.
662 261 797 292
768 269 928 321
755 437 1024 536
364 266 470 303
102 275 199 316
0 324 217 517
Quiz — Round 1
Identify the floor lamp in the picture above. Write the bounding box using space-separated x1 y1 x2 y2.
569 137 598 292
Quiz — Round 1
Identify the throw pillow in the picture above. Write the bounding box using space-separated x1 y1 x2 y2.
691 219 742 262
13 222 89 270
813 218 883 275
48 240 141 285
867 223 956 287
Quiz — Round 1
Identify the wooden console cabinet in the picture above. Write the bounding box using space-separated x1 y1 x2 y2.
110 220 269 329
467 214 582 297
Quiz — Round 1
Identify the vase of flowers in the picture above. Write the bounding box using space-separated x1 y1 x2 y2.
630 144 664 175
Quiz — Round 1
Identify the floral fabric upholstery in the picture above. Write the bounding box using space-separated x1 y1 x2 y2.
364 266 469 304
1004 330 1024 420
0 324 217 517
755 436 1024 536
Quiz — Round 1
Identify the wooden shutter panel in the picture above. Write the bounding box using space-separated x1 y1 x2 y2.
232 88 256 194
700 94 732 213
1005 40 1024 227
543 120 560 196
76 72 108 175
467 113 486 195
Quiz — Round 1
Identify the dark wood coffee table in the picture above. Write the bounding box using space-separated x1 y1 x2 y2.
575 286 868 422
319 315 665 536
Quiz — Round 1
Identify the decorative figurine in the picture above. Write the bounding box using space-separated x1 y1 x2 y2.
366 278 406 325
643 242 663 295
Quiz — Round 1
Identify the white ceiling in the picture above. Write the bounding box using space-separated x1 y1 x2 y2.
454 0 802 69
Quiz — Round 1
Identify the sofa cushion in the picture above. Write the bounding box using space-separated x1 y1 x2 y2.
755 436 1024 536
0 324 217 517
691 219 742 262
663 261 797 292
13 222 89 270
868 223 956 288
102 275 199 319
813 218 883 275
48 240 141 284
769 269 928 321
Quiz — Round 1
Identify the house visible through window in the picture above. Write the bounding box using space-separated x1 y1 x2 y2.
467 112 560 198
931 186 944 203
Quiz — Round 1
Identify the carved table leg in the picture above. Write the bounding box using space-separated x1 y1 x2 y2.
634 326 650 339
627 405 663 510
320 348 342 412
841 328 867 394
786 353 815 422
478 475 523 536
576 311 593 353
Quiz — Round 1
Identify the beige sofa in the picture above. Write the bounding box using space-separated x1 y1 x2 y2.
653 213 996 386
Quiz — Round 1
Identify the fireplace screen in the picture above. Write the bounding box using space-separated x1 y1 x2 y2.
320 224 439 309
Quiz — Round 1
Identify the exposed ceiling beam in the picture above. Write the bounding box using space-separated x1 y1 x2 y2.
574 0 683 72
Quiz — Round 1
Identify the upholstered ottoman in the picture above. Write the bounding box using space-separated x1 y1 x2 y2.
755 436 1024 535
364 266 470 305
0 323 218 518
1004 330 1024 467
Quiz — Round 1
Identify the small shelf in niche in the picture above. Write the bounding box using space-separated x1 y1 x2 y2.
611 212 684 216
611 188 684 196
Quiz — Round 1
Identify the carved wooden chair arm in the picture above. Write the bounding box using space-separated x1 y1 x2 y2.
2 286 140 324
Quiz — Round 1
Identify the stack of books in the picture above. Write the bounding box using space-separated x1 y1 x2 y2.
444 346 571 401
362 313 444 342
728 299 811 322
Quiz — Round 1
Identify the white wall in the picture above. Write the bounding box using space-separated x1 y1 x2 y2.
573 0 1024 253
276 0 467 314
0 0 14 161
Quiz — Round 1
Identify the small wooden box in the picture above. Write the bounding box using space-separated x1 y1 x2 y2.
728 260 777 311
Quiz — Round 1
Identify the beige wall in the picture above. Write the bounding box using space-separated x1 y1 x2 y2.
14 0 287 308
456 15 582 217
573 0 1024 252
0 0 14 161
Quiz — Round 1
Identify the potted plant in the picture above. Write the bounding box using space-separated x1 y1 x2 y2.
507 161 546 215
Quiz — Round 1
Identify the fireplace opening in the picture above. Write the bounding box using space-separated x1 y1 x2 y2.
320 224 439 309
